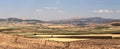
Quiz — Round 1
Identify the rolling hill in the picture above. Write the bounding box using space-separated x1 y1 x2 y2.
49 17 118 24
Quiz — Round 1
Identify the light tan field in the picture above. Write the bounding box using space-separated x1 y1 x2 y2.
0 23 119 49
0 33 120 49
43 38 88 42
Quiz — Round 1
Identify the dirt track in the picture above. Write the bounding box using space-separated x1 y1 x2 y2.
0 33 120 49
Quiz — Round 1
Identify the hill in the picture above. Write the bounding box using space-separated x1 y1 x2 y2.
0 33 119 49
49 17 119 24
0 17 119 25
0 18 44 24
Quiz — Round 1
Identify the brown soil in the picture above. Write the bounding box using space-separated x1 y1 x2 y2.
0 33 120 49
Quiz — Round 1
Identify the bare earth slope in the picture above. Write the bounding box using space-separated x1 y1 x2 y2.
0 33 120 49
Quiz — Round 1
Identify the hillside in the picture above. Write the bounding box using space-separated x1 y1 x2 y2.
0 17 119 25
0 33 119 49
0 18 44 24
49 17 118 24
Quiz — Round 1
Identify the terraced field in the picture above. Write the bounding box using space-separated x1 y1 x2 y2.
0 24 120 49
0 33 120 49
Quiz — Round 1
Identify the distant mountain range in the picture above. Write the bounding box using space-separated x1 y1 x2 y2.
0 18 44 24
0 17 119 24
49 17 120 24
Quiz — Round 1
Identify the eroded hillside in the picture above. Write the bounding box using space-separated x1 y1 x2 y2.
0 33 120 49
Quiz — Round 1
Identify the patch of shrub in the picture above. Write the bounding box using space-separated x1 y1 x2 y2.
111 22 120 26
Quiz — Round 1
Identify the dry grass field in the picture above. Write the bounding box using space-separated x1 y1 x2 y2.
0 33 120 49
0 23 119 49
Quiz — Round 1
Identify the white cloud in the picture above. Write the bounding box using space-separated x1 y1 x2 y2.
57 10 64 13
93 9 120 14
116 10 120 13
93 9 113 13
35 9 43 12
35 7 65 13
43 7 58 10
34 7 66 20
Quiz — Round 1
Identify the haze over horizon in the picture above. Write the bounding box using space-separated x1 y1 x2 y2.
0 0 120 21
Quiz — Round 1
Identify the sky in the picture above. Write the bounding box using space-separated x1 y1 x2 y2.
0 0 120 21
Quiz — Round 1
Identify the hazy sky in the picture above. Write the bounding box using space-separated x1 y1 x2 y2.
0 0 120 20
